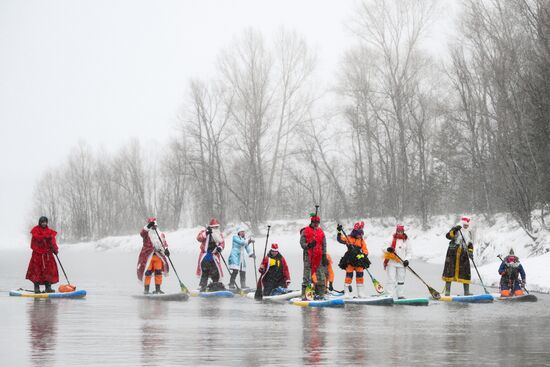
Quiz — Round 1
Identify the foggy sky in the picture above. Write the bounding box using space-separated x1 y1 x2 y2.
0 0 456 245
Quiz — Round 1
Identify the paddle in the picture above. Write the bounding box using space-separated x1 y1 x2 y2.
254 225 271 300
153 227 189 295
252 240 258 285
340 229 384 294
219 252 243 294
458 229 489 294
52 251 76 292
392 252 441 300
497 255 529 295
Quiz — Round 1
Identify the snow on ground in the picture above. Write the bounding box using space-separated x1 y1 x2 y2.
6 213 549 292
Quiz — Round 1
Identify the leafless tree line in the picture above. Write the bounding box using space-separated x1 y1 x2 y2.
33 0 549 241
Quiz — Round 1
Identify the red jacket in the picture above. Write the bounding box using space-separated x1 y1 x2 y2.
301 226 325 275
137 228 169 282
26 226 59 284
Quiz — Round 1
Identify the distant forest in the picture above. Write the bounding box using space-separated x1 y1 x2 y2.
34 0 550 242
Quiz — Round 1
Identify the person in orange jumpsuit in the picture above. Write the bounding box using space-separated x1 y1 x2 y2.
137 217 170 294
336 221 370 298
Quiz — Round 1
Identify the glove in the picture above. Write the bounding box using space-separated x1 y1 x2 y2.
53 248 58 255
386 247 395 253
164 248 170 257
147 222 155 229
206 227 212 235
322 254 328 266
248 238 255 244
468 252 474 260
336 224 343 232
403 260 409 267
249 253 256 259
259 266 265 274
328 282 334 291
521 280 526 287
285 280 291 288
216 246 223 253
452 225 462 232
307 241 316 249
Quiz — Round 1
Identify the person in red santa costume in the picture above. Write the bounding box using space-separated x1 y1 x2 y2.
300 214 328 300
258 243 291 296
137 217 170 294
26 216 59 294
196 218 225 291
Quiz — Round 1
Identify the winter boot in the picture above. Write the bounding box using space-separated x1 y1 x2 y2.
33 282 41 294
444 282 451 296
463 283 472 296
144 284 150 294
356 284 366 299
154 284 164 294
344 284 353 299
44 282 55 293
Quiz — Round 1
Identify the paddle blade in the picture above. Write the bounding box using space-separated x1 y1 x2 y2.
372 279 384 294
428 286 441 300
180 283 189 295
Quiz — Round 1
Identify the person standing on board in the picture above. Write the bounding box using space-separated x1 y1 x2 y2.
442 216 474 296
228 226 255 289
137 217 170 294
26 216 59 294
383 224 411 300
300 214 328 300
336 221 370 298
196 218 225 291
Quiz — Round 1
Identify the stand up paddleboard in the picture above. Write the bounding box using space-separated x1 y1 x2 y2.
438 294 494 303
289 297 345 308
246 290 301 302
9 288 87 299
393 297 429 306
342 295 394 306
133 292 189 301
189 290 235 298
492 293 538 302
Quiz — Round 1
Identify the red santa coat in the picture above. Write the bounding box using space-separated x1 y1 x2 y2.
26 226 59 284
196 229 225 277
137 228 170 282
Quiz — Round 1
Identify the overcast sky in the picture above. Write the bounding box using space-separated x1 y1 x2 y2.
0 0 457 244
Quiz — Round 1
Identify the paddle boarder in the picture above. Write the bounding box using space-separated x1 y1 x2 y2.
26 216 59 294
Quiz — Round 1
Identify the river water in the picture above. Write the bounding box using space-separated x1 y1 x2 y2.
1 249 549 366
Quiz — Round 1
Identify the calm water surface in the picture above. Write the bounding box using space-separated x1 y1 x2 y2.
1 250 549 366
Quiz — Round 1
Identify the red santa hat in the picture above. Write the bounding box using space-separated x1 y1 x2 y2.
147 217 157 224
461 216 471 225
209 218 220 227
354 221 365 230
270 243 279 252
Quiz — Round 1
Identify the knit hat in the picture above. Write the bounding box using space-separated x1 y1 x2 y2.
461 216 471 225
270 243 279 252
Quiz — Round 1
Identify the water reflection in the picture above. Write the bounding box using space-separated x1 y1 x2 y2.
138 300 167 366
28 299 59 367
301 308 327 365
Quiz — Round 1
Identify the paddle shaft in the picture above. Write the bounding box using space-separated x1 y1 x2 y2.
254 225 271 300
153 227 187 293
458 229 489 294
252 241 258 284
53 252 71 285
219 252 241 291
392 252 440 298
